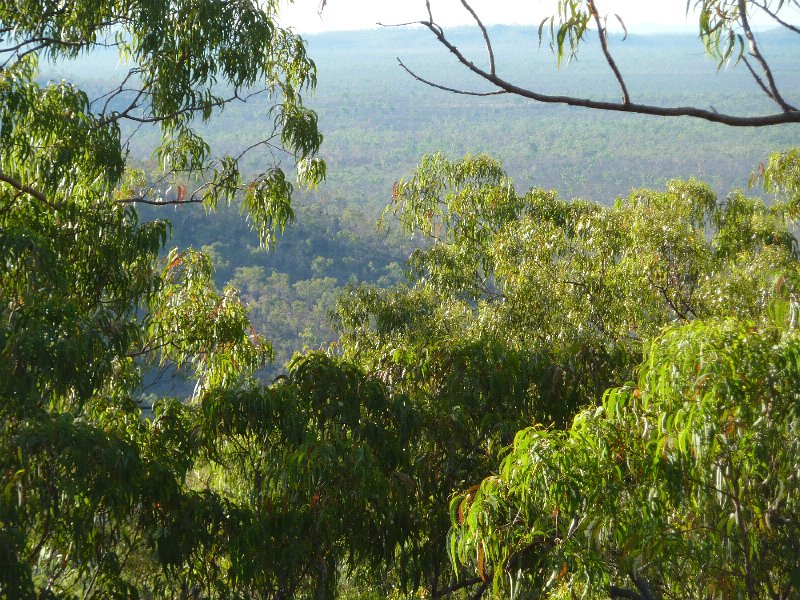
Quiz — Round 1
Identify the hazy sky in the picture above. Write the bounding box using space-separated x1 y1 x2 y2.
278 1 691 33
278 0 793 34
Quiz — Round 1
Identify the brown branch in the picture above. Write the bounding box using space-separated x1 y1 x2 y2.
589 0 630 105
629 572 656 600
0 170 49 204
412 19 800 127
96 67 145 114
459 0 495 75
98 89 265 127
469 580 490 599
397 58 506 97
749 0 800 35
433 576 484 598
609 586 644 600
742 55 776 99
114 196 204 206
737 0 797 112
0 29 118 68
0 35 85 54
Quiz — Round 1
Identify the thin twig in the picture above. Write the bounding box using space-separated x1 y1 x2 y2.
101 88 268 127
459 0 495 75
737 0 797 112
589 0 630 105
749 0 800 35
742 55 775 99
377 20 423 28
397 59 505 97
115 195 204 206
0 35 84 54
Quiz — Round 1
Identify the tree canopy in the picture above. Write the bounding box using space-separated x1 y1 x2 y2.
329 153 800 597
0 0 326 596
0 0 324 239
449 318 800 599
3 0 800 597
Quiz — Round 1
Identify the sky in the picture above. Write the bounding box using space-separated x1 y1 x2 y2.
278 0 795 34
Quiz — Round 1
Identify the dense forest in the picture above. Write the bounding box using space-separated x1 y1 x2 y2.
43 24 800 376
3 0 800 598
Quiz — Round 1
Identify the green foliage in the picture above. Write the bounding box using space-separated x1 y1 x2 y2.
761 147 800 217
332 153 800 596
539 0 593 67
144 249 273 393
192 353 420 597
449 318 800 598
0 0 331 596
538 0 777 71
346 153 798 425
1 0 324 247
3 0 800 593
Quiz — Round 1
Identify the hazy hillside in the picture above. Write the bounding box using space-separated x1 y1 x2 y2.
44 26 800 205
302 25 800 204
40 26 800 378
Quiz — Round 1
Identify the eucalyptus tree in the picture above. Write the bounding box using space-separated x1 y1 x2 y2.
449 317 800 599
332 152 800 597
0 0 341 596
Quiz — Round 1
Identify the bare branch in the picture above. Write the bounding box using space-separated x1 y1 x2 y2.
91 67 144 113
459 0 496 75
114 196 204 206
0 35 83 54
609 586 644 600
377 20 425 28
749 0 800 35
0 27 119 68
737 0 797 112
432 576 484 598
0 170 50 205
410 18 800 127
589 0 630 105
397 59 506 97
742 55 775 99
1 42 48 68
99 88 267 126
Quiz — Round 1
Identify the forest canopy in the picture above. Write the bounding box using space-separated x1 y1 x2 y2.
2 0 800 598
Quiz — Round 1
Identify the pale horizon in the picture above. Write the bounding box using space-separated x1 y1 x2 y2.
279 0 794 34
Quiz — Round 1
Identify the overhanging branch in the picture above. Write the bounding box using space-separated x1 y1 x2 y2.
750 0 800 34
400 1 800 127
